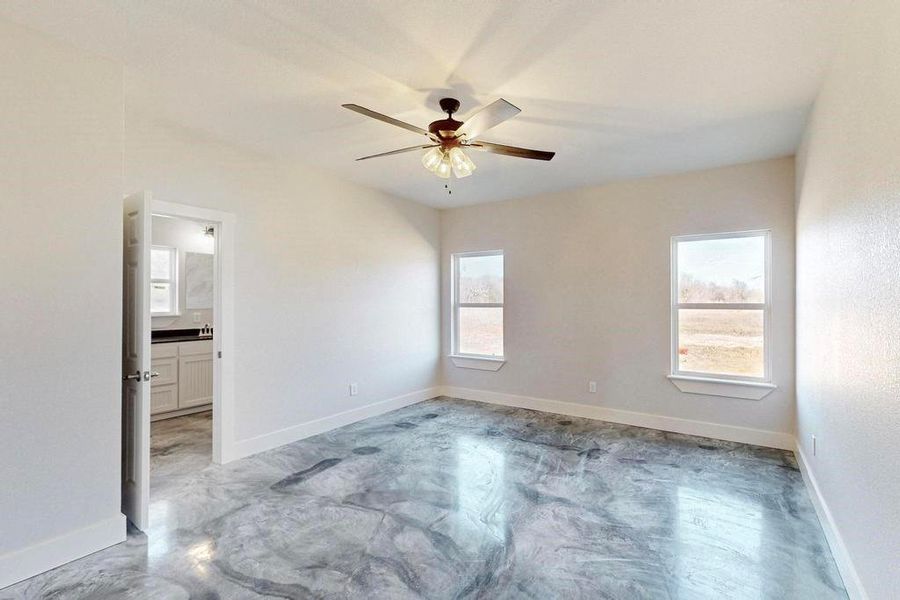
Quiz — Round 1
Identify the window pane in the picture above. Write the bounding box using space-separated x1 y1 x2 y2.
459 254 503 303
151 248 171 280
678 309 764 377
459 307 503 356
678 236 764 303
150 282 172 313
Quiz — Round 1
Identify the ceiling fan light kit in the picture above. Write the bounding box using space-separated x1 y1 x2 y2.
435 153 452 179
421 146 444 172
342 97 555 189
448 147 475 178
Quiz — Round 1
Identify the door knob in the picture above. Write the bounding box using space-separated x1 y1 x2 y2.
123 371 141 381
142 370 160 382
150 371 160 378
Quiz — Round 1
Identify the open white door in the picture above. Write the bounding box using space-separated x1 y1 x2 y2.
122 191 152 531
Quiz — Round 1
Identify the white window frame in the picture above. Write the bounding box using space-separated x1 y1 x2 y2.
670 230 772 385
451 250 505 366
151 245 179 317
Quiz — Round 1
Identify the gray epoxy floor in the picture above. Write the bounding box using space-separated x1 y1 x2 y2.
2 398 846 599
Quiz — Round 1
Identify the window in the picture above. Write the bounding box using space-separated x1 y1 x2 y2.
452 250 504 359
150 245 178 316
671 231 770 382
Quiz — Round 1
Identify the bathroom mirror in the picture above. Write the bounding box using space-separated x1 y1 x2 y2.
185 252 214 309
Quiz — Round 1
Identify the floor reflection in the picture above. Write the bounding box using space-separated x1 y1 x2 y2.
675 485 763 598
456 435 507 543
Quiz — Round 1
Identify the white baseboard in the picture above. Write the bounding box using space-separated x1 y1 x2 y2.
0 513 126 590
440 386 795 450
794 444 868 600
151 404 211 422
229 387 441 461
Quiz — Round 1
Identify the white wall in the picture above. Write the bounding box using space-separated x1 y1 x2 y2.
151 215 215 331
441 158 796 440
125 112 441 445
0 19 125 584
0 18 440 586
795 1 900 597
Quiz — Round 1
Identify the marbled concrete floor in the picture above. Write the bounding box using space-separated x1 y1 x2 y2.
2 397 846 599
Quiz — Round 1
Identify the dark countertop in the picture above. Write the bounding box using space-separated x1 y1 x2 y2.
152 328 213 344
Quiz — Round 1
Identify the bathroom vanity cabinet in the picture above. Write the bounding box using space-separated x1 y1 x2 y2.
150 339 213 419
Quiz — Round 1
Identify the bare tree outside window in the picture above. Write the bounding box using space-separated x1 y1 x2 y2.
672 233 769 380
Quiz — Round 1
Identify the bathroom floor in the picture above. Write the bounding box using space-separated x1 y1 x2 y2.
150 410 213 487
2 397 846 599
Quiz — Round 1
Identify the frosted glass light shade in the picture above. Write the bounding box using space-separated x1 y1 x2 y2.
421 147 444 172
435 154 451 179
449 147 476 178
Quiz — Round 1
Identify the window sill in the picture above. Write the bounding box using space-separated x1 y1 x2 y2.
450 355 505 371
667 375 776 400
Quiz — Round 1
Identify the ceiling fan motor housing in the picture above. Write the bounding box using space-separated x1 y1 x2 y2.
430 97 464 143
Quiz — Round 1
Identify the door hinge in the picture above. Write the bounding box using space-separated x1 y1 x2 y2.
218 351 222 358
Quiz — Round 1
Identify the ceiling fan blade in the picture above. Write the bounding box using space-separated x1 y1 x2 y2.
355 144 438 161
466 141 555 161
455 99 521 141
342 104 431 137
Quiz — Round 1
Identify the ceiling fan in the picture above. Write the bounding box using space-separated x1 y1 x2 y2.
342 97 555 179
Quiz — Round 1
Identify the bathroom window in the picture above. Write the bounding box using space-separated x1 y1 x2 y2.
150 245 178 316
452 250 504 359
671 231 770 382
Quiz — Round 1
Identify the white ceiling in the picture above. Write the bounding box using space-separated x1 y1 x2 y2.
1 1 851 208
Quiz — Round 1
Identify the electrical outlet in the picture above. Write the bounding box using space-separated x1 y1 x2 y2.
811 434 817 457
192 312 202 324
349 383 358 396
588 381 597 393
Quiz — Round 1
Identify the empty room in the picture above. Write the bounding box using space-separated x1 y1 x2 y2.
1 1 897 599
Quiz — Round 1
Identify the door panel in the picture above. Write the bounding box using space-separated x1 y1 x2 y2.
122 191 151 531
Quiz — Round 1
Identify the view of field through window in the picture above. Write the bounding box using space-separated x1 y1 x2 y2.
676 235 766 377
457 253 504 357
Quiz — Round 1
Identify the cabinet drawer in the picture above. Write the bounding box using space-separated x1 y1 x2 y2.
150 384 178 415
179 339 213 356
150 356 178 387
151 343 178 359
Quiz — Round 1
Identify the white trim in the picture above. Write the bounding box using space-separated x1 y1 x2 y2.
0 514 126 589
440 386 794 450
667 374 776 400
150 404 211 422
794 444 869 600
449 355 505 371
670 229 773 385
150 199 236 465
229 387 441 461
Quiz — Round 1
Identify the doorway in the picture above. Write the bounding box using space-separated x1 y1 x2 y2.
121 192 235 531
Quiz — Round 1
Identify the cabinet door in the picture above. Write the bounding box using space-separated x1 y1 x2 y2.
150 384 178 415
178 354 213 408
